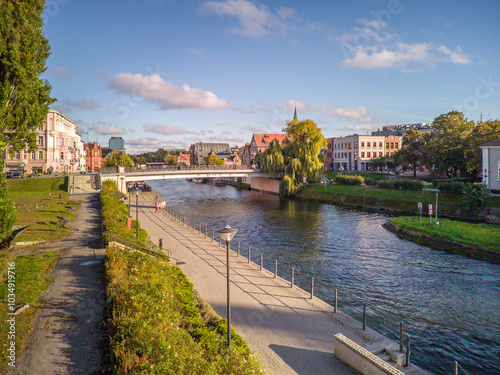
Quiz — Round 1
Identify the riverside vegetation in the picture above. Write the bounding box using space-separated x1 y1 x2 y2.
101 182 263 374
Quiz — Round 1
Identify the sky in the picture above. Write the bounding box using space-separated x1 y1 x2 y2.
42 0 500 154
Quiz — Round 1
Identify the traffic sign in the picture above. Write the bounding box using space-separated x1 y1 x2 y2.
428 204 433 215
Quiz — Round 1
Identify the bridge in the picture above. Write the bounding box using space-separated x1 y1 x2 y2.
99 165 267 193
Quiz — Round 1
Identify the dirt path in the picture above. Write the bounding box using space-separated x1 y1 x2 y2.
11 192 108 375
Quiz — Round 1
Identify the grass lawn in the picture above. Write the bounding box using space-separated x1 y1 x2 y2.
0 251 59 372
391 217 500 253
7 177 79 244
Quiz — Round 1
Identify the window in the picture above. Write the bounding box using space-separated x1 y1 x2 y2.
348 143 352 149
391 142 394 149
386 143 389 149
361 152 365 158
38 136 44 145
94 159 98 165
395 143 399 149
379 152 383 157
61 152 64 160
61 138 64 146
15 151 20 159
354 143 358 149
379 142 383 148
38 151 43 160
31 152 35 160
367 152 371 158
367 142 371 147
361 142 364 147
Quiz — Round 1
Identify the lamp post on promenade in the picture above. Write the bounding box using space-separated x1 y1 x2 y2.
135 188 140 239
217 224 238 348
128 186 131 216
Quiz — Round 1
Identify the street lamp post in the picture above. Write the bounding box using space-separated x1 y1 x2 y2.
135 188 140 239
217 224 238 348
128 186 131 216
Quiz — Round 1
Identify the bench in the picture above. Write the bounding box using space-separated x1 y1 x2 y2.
65 206 76 214
334 333 405 375
56 216 69 229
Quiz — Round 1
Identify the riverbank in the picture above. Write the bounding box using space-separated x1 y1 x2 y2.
383 218 500 263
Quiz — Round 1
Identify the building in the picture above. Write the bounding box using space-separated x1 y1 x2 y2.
249 134 291 164
371 123 432 137
325 138 334 171
4 110 85 175
176 153 190 166
332 135 386 171
190 143 231 165
84 142 102 172
242 143 252 166
109 137 125 150
384 135 402 157
223 152 242 167
480 138 500 191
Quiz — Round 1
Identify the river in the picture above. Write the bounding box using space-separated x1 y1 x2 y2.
149 179 500 374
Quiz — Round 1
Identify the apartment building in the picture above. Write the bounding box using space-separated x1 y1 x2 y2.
332 135 386 171
4 110 85 174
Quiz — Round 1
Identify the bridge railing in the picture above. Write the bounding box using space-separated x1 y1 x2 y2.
100 164 256 174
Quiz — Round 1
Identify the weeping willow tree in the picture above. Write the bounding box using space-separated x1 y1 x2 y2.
262 139 284 178
279 119 326 196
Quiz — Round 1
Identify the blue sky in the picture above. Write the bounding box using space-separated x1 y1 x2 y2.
43 0 500 153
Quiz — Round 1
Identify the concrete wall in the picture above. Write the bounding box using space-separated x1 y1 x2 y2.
334 334 405 375
69 174 98 193
250 177 280 195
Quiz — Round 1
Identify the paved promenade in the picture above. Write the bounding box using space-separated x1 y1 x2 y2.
136 191 428 375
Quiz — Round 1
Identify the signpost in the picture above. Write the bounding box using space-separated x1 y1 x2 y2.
418 202 422 223
428 204 433 223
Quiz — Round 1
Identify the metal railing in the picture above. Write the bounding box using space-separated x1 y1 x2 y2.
100 164 256 174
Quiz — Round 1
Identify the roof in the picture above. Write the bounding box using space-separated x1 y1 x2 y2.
481 138 500 147
195 143 230 154
177 154 190 161
252 134 290 148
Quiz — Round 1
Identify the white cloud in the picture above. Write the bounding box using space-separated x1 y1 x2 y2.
344 124 378 132
277 7 296 20
338 20 474 71
201 0 287 38
318 104 386 123
108 73 230 110
189 48 204 56
89 125 127 135
143 122 195 135
51 104 72 113
64 99 101 110
53 67 73 79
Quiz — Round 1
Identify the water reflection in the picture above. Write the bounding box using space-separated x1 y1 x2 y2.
150 179 500 375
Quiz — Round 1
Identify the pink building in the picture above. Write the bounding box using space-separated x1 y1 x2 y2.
4 110 85 175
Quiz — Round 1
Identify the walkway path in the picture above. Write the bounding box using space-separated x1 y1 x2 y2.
11 193 107 375
136 191 428 375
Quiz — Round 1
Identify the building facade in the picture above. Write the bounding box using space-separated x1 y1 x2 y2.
190 143 231 165
384 135 402 157
325 138 334 171
176 153 190 166
84 142 102 172
4 110 85 174
480 138 500 191
109 137 125 150
332 135 386 171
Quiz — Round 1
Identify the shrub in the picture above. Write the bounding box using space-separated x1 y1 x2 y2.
462 183 492 215
336 174 364 185
102 180 117 190
438 181 465 195
397 179 424 191
377 180 396 189
364 177 379 186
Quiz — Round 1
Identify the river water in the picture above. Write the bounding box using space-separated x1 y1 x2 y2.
149 179 500 374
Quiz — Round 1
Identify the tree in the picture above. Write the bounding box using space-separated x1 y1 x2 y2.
104 150 134 167
426 111 475 177
0 0 54 152
262 139 284 178
0 170 16 243
467 119 500 176
164 153 177 165
204 153 224 165
282 119 326 184
393 128 427 177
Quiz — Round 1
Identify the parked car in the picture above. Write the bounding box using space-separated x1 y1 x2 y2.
5 171 13 178
12 171 23 178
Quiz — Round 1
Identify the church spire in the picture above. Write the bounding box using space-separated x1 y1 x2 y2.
293 103 298 121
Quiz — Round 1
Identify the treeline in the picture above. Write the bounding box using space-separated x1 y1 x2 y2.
133 148 189 165
371 111 500 177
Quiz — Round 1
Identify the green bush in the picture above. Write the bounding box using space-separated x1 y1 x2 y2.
397 179 424 191
377 180 396 189
336 174 364 185
462 183 492 215
438 181 465 195
364 177 379 186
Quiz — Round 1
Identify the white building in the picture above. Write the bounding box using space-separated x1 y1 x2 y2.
332 134 390 171
4 110 85 174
